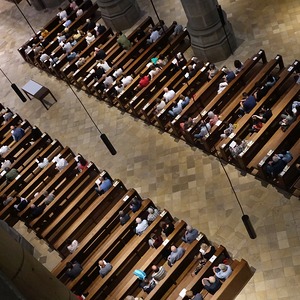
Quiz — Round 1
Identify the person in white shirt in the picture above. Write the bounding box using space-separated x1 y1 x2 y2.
85 32 95 45
0 159 12 170
76 8 83 17
57 7 67 20
25 45 32 54
57 32 66 43
148 64 160 79
135 217 148 235
66 239 79 253
147 28 160 44
62 42 72 54
97 60 110 72
37 157 49 169
103 75 114 89
114 81 124 94
0 145 10 156
162 87 176 103
155 99 166 115
52 156 68 171
40 51 50 63
112 66 123 78
121 75 133 87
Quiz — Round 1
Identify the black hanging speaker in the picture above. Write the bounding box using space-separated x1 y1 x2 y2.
11 83 27 103
100 133 117 155
242 215 257 239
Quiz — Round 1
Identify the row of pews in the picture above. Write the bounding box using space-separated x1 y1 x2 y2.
18 6 300 195
0 106 253 299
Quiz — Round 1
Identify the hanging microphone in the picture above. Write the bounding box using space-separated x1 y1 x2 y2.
242 215 257 239
100 133 117 155
11 83 27 103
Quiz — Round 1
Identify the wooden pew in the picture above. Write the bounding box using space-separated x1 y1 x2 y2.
212 259 253 300
233 84 300 170
27 161 100 235
201 55 285 152
51 188 143 276
277 141 300 189
17 154 79 221
0 140 62 198
0 113 22 139
168 245 228 300
64 198 155 291
108 219 188 300
51 179 128 253
182 50 268 145
218 60 299 162
82 210 173 299
40 170 107 242
153 62 210 131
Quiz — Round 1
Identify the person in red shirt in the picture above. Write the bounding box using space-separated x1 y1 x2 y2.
137 73 150 90
77 156 88 172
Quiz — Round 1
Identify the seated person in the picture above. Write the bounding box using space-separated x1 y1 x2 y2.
37 156 49 168
163 87 176 103
65 261 82 280
265 74 277 87
138 73 150 89
117 31 132 50
253 82 270 101
279 107 297 131
234 59 244 74
77 156 88 172
172 21 184 36
220 122 234 139
238 92 256 116
1 194 14 206
207 111 219 126
95 23 106 36
10 125 25 142
148 233 163 248
66 239 79 254
121 74 134 87
207 63 219 80
135 217 148 235
229 138 247 159
148 64 161 80
168 99 183 118
213 263 232 280
217 78 228 94
277 150 293 163
202 276 222 295
42 191 55 205
182 225 198 244
194 121 211 140
97 59 110 72
185 290 203 300
5 167 19 183
192 243 216 275
154 98 166 115
266 154 288 178
52 156 68 171
180 115 200 132
27 203 46 219
147 207 159 223
253 106 272 123
112 66 123 78
13 196 29 212
98 260 112 278
95 176 112 195
119 210 130 225
168 245 185 266
160 220 174 236
140 278 156 294
222 67 236 83
0 157 12 171
249 115 263 133
85 32 95 45
151 264 167 281
147 28 160 44
129 198 141 212
94 47 107 60
134 27 146 42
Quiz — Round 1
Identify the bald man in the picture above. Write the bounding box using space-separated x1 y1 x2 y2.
168 245 185 266
98 260 112 278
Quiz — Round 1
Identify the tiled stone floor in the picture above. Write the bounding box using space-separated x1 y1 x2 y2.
1 0 300 299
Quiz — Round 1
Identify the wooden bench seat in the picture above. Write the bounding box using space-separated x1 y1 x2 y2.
27 161 100 235
182 50 268 146
0 113 22 139
201 55 285 152
65 198 155 292
52 179 128 253
82 210 173 299
52 188 143 277
218 61 299 162
108 219 187 300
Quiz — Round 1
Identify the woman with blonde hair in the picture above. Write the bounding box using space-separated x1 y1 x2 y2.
192 242 216 276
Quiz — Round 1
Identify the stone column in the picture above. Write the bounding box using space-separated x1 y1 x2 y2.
180 0 237 62
0 225 78 300
96 0 141 31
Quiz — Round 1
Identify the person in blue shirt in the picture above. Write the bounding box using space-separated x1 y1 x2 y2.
95 177 112 195
10 126 25 142
222 67 236 83
238 92 256 116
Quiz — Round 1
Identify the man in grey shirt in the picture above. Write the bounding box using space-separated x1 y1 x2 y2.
168 245 185 266
98 260 112 278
